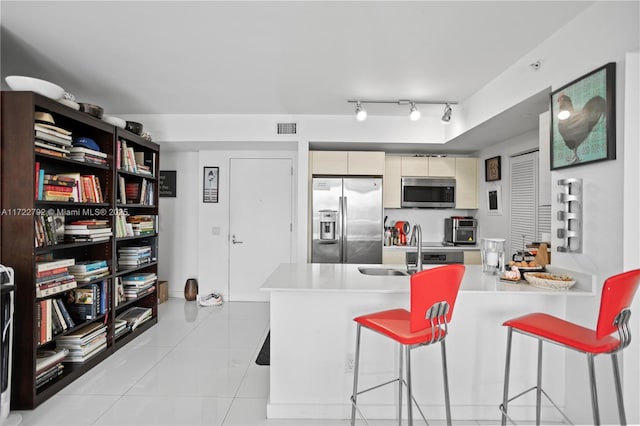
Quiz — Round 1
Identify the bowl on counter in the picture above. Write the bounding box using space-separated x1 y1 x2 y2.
5 75 65 100
125 121 143 135
79 103 104 119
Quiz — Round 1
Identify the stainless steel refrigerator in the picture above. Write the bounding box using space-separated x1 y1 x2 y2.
311 177 383 264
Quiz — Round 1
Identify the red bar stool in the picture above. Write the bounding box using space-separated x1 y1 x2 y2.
500 269 640 425
350 264 465 426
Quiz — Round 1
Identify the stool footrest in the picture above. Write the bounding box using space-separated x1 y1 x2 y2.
351 377 429 426
499 385 573 425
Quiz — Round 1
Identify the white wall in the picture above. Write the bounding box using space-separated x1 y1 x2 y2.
475 130 538 247
157 151 199 298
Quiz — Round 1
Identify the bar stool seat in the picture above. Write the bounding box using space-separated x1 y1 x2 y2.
504 313 621 353
350 264 465 426
500 269 640 426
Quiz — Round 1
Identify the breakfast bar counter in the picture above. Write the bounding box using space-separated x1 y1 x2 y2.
261 263 596 421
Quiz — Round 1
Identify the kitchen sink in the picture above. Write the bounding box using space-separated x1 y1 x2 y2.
358 267 410 276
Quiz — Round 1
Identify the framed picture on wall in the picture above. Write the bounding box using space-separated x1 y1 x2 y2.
203 167 219 203
550 62 616 170
485 156 501 182
487 185 502 215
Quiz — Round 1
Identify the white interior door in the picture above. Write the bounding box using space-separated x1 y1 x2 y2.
229 158 293 301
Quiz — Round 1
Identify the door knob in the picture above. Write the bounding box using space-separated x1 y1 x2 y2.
232 235 243 244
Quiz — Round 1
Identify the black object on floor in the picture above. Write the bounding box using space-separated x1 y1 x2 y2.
255 331 270 365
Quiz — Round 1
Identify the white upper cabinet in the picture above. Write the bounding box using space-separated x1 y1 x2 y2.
310 151 385 175
455 157 478 209
384 156 402 208
428 157 456 177
400 156 428 176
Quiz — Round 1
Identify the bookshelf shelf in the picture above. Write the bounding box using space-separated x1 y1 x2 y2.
1 91 160 410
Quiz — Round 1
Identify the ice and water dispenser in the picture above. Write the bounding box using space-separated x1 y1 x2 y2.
319 210 338 242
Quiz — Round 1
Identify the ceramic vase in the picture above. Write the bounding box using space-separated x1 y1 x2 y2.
184 278 198 301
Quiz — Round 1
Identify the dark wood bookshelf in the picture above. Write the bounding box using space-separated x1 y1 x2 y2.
0 91 160 410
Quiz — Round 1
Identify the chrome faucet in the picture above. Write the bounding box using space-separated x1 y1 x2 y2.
410 224 423 271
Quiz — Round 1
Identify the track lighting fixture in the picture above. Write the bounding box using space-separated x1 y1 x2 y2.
355 101 367 121
409 102 421 121
440 103 452 124
347 99 457 122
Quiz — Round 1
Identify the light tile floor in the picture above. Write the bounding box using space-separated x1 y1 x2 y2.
7 298 524 425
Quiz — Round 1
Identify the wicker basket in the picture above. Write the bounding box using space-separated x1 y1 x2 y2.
524 272 576 290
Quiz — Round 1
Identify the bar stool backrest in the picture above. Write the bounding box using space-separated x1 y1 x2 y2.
410 264 465 334
595 269 640 340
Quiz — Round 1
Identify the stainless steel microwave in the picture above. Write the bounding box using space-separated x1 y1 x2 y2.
401 177 456 208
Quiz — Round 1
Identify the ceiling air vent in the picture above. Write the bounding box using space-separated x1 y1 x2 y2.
277 122 297 135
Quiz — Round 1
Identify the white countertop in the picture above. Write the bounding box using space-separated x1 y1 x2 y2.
384 244 480 251
261 263 595 295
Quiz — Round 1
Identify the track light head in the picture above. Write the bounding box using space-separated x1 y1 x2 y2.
441 103 452 124
355 101 367 121
409 103 421 121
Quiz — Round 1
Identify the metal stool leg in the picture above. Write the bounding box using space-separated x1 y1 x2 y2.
398 344 403 426
587 353 600 425
441 339 452 426
406 345 413 426
612 353 626 425
351 325 362 426
501 327 513 426
536 339 543 426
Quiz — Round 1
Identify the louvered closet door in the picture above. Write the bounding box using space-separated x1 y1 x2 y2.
510 152 538 255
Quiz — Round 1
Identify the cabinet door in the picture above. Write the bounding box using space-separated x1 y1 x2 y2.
382 249 406 265
455 157 478 209
463 250 482 265
383 156 401 208
348 151 385 175
428 157 455 177
311 151 348 175
401 157 428 176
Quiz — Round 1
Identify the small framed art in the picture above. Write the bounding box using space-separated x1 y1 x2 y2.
203 167 219 203
487 185 502 215
485 156 501 182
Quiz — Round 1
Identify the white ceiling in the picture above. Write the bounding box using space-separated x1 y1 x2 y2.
1 1 594 150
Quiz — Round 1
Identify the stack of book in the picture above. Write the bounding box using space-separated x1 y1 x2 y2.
36 258 76 298
69 146 108 166
56 322 107 363
118 245 153 268
35 168 77 201
67 260 109 283
121 272 157 300
127 215 156 236
114 318 129 339
64 219 111 243
34 122 72 158
46 172 104 203
114 210 134 238
35 347 69 389
37 297 77 344
34 213 65 247
116 306 153 331
64 281 107 322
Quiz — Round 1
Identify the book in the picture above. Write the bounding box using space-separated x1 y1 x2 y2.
56 172 82 202
34 123 72 138
36 364 64 388
36 258 75 273
68 146 107 158
35 140 70 154
67 260 108 273
35 347 69 375
56 322 106 345
36 279 77 298
116 306 152 331
55 298 76 329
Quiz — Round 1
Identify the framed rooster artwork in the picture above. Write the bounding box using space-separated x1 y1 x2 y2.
550 62 616 170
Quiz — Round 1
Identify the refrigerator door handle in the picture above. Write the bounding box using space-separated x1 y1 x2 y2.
342 196 348 263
